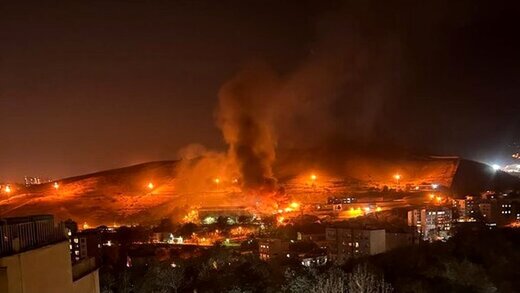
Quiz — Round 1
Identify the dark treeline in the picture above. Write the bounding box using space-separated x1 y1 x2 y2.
100 227 520 293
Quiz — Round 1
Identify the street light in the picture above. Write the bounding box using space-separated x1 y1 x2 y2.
394 174 401 189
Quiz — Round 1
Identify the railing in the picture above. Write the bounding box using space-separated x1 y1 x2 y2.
0 218 67 257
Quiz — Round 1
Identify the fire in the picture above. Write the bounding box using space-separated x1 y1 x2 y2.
394 174 401 180
147 182 154 190
214 178 220 184
183 210 199 223
82 222 89 229
290 202 300 209
310 174 317 181
4 185 11 193
53 182 59 190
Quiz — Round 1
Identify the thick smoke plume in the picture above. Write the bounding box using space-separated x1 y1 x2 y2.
217 65 281 190
177 3 403 196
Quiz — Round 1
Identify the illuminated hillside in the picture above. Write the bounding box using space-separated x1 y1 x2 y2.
1 155 518 227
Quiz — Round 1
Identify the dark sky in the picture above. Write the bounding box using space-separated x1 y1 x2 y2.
1 0 519 181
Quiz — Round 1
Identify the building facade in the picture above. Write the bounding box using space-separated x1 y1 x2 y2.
0 215 99 293
325 227 385 263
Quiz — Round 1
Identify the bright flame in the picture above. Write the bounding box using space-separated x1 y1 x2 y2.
53 182 59 190
394 174 401 180
83 222 89 229
147 182 154 190
429 193 435 200
376 207 382 212
214 178 220 184
310 174 317 181
4 185 11 193
290 202 300 209
436 196 443 203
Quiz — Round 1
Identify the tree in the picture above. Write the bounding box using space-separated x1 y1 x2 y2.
346 264 393 293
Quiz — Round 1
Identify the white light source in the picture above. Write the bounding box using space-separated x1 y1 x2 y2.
492 164 500 171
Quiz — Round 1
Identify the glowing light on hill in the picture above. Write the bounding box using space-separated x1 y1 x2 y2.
214 178 220 184
310 174 317 181
290 202 300 209
394 174 401 180
53 182 59 190
492 164 501 171
4 185 11 193
147 182 154 190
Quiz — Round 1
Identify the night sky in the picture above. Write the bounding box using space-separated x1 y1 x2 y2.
1 0 519 181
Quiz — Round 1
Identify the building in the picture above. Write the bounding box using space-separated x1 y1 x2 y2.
23 176 52 186
325 226 385 263
70 229 102 264
385 231 416 251
0 215 99 293
258 239 289 261
454 195 476 221
407 206 453 241
478 198 518 225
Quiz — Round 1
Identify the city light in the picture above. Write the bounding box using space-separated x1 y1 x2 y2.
431 183 439 189
147 182 154 190
53 182 59 190
4 185 11 193
429 193 435 200
492 164 501 171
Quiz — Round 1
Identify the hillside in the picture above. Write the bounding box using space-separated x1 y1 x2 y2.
1 154 519 226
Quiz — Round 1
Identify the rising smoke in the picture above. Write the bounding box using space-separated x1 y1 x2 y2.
216 64 281 190
176 2 403 194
